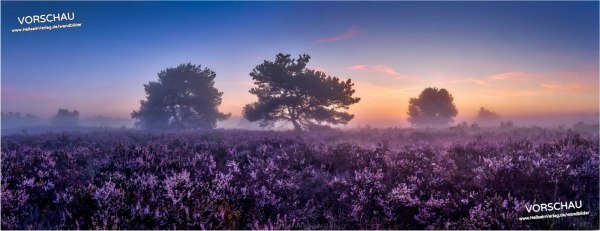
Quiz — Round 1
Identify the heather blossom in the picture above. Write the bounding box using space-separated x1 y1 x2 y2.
1 128 598 229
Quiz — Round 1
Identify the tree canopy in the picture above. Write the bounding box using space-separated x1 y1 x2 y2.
51 109 79 126
131 63 230 129
476 107 500 123
407 87 458 127
243 53 361 131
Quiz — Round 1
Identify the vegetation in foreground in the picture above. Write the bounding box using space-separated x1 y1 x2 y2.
1 127 598 229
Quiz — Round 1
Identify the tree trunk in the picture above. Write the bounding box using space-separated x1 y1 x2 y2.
291 119 303 132
170 106 181 128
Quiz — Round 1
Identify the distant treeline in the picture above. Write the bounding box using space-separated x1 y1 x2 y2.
1 109 133 129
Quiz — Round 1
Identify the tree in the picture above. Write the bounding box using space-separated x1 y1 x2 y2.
131 63 230 129
476 107 500 124
500 121 514 128
407 87 458 127
243 53 360 131
51 109 79 126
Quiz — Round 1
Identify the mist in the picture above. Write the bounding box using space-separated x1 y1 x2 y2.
1 110 134 135
3 110 597 136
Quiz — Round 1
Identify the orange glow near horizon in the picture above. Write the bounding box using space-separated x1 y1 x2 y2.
335 67 598 126
216 66 600 127
7 63 597 128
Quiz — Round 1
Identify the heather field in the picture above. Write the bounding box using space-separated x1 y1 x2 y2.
1 127 598 229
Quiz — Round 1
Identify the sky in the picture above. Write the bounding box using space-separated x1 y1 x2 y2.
2 1 599 127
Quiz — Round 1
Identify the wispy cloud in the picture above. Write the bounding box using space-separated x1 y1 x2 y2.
372 65 400 76
350 65 369 71
349 64 419 81
541 83 596 92
447 78 488 85
350 64 399 76
444 71 530 85
315 26 361 44
458 70 598 94
487 71 529 81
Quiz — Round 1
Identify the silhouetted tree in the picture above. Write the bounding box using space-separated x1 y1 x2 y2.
407 87 458 127
476 107 500 123
243 53 360 131
132 63 230 129
500 121 514 128
51 109 79 126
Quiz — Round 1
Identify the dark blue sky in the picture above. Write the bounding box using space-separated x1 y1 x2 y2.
2 1 598 125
